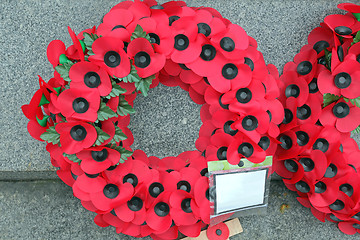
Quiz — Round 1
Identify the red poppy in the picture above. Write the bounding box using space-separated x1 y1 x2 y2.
345 42 360 63
262 72 280 100
335 172 360 204
72 173 106 199
308 177 340 208
169 190 199 225
279 71 309 106
307 26 334 54
196 120 216 152
97 8 134 40
146 191 172 233
69 61 112 96
155 156 188 172
324 14 360 38
170 16 203 63
55 121 97 154
279 97 299 133
318 60 360 99
311 126 341 157
178 221 202 238
206 222 230 240
193 9 226 38
76 146 120 174
54 88 100 122
314 191 355 216
276 130 304 160
96 119 117 147
211 23 249 60
204 86 231 114
47 40 66 67
338 220 360 235
205 131 234 162
66 26 85 62
114 184 147 225
338 3 360 14
89 36 130 78
283 49 318 83
320 99 360 133
127 37 166 78
295 94 322 126
194 177 210 224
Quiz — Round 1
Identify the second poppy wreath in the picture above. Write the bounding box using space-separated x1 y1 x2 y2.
274 3 360 236
21 0 283 239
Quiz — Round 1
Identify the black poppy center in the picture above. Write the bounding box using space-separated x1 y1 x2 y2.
149 33 160 45
337 46 344 62
285 84 300 98
177 181 191 192
329 200 345 211
297 61 312 75
357 54 360 63
134 51 151 68
280 135 293 150
127 196 143 211
219 94 229 110
206 188 210 200
284 159 298 173
216 229 222 236
242 115 258 131
72 97 89 114
149 182 164 198
258 136 270 151
324 164 338 178
299 157 315 172
220 37 235 52
353 223 360 229
84 72 101 88
315 181 327 194
200 44 216 61
330 214 342 222
104 51 121 68
222 63 238 80
244 57 254 71
201 168 208 177
334 72 351 89
217 147 228 160
283 109 294 124
70 125 87 141
238 142 254 158
103 184 119 199
123 173 138 187
296 131 309 146
112 25 126 31
332 102 350 118
150 4 164 9
297 104 311 120
174 34 189 51
236 88 252 103
308 78 319 93
295 181 310 193
340 183 353 197
154 202 170 217
334 26 352 35
91 149 108 162
223 120 238 136
181 198 192 213
313 138 329 153
197 23 211 36
313 40 329 54
169 16 180 26
85 173 99 178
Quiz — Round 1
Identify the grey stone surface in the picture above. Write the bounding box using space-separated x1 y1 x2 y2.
0 180 357 240
1 0 359 178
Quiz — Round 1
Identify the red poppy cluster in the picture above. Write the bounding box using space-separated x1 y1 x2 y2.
22 0 283 239
274 2 360 235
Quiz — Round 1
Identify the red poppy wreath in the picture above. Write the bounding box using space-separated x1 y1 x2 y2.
273 2 360 236
22 0 283 239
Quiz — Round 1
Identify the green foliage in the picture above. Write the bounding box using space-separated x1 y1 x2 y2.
40 126 60 144
63 153 81 163
324 49 332 71
97 102 118 122
104 80 127 99
83 32 99 55
343 96 360 108
115 64 141 83
353 125 360 134
323 93 340 107
351 31 360 46
93 126 110 146
108 144 133 163
130 25 151 42
135 75 154 97
109 125 128 145
55 61 74 82
117 96 135 116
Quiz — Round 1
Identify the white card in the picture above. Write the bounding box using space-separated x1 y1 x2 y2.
215 169 267 214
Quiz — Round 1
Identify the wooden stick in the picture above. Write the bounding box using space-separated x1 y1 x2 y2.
181 218 243 240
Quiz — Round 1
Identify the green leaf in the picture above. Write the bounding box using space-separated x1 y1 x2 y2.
352 31 360 46
135 75 154 97
117 96 136 116
97 102 118 121
104 79 127 99
324 49 332 71
352 125 360 134
107 144 133 163
83 32 99 50
109 124 128 144
323 93 340 107
93 126 111 146
63 153 81 163
344 96 360 108
40 126 60 144
130 25 151 42
115 65 141 83
55 61 74 82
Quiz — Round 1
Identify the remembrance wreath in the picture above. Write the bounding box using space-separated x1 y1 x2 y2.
273 2 360 235
21 0 283 239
